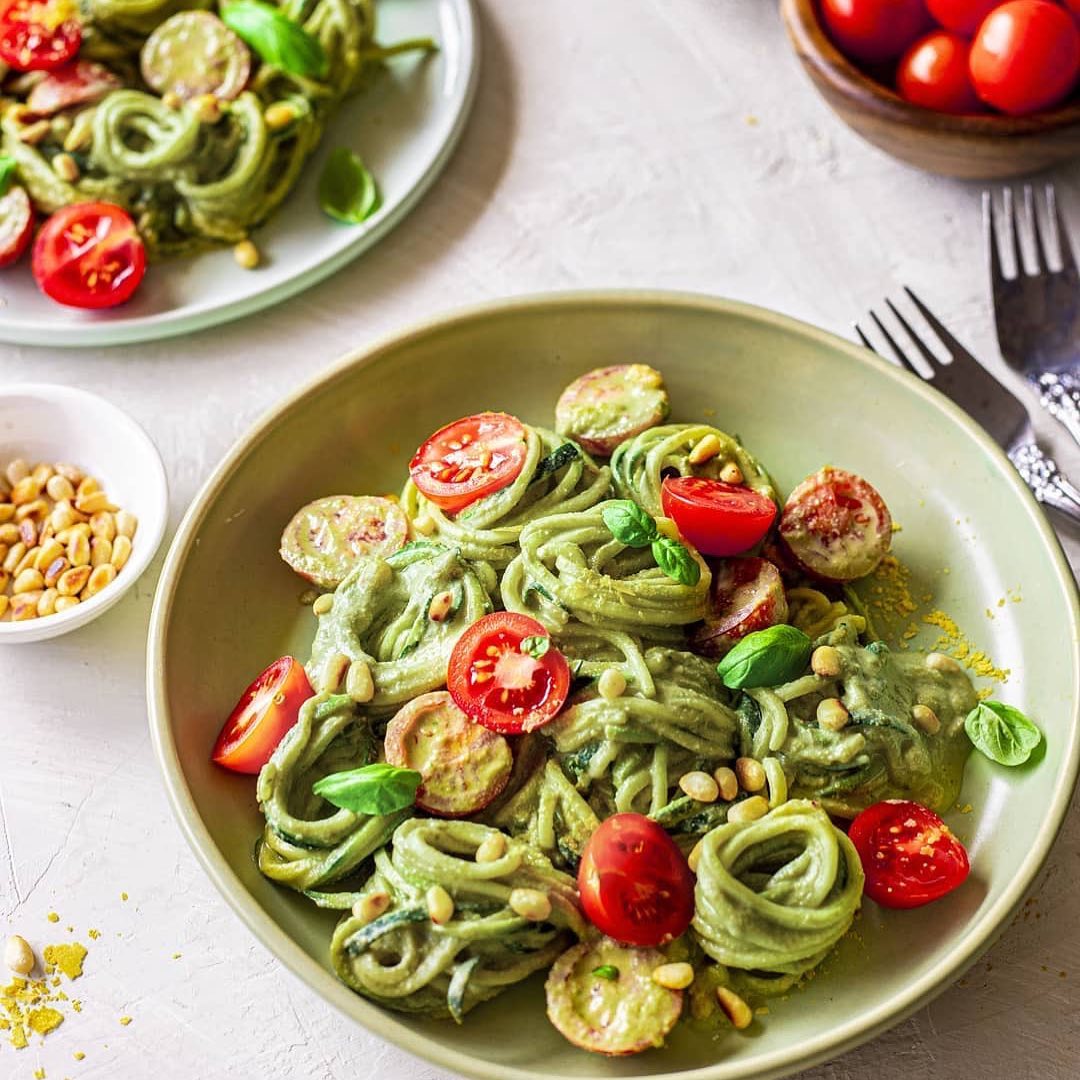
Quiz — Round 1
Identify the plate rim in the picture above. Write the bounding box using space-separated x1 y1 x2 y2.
146 289 1080 1080
0 0 480 349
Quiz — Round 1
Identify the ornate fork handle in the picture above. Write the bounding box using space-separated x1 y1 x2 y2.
1009 442 1080 526
1033 372 1080 449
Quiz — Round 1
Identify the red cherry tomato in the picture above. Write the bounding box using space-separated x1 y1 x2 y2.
660 477 776 558
849 800 970 909
577 813 695 947
925 0 999 34
32 202 146 309
0 0 81 72
409 412 529 514
1065 0 1080 16
211 656 313 774
969 1 1080 116
26 59 122 115
0 186 35 268
897 31 984 114
820 0 932 65
447 611 570 734
690 556 788 658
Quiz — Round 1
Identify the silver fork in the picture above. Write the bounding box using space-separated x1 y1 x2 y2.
985 184 1080 448
855 287 1080 527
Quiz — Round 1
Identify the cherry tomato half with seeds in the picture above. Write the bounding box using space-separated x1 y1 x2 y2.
820 0 932 65
577 813 696 947
0 0 82 71
0 186 35 268
32 201 147 309
211 656 313 774
660 476 776 558
898 31 984 114
409 412 528 514
447 611 570 734
848 800 970 909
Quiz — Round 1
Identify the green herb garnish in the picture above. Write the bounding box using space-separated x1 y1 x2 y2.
313 763 421 815
0 157 16 199
318 147 381 225
592 965 619 981
601 500 700 586
717 625 813 690
520 635 550 659
964 700 1042 767
222 0 328 79
652 535 701 586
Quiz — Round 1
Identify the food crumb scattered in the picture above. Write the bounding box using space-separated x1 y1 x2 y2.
119 1016 132 1027
43 944 87 982
957 804 973 814
171 953 181 960
120 893 128 902
744 114 759 126
923 610 1009 682
87 930 100 942
73 1051 85 1061
46 914 59 925
33 1067 44 1079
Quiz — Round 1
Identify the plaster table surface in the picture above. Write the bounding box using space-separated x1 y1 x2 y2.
2 3 1079 1079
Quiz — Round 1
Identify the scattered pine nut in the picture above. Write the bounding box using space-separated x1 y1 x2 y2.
233 239 260 270
427 590 455 623
714 766 739 801
926 652 962 674
426 885 455 925
716 986 753 1029
912 704 941 734
816 697 850 731
652 962 695 990
52 152 80 183
508 888 551 922
312 593 334 616
680 770 720 803
811 645 842 678
411 513 435 536
345 658 374 702
719 461 744 485
735 757 766 793
688 434 722 466
4 934 34 975
597 668 627 700
475 832 507 864
727 795 769 824
352 891 391 924
264 101 298 130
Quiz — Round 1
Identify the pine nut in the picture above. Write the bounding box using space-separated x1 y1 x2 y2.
110 534 132 571
68 531 90 567
34 538 63 571
427 590 455 623
4 935 34 975
89 511 116 540
312 593 334 616
74 491 114 515
0 594 8 619
54 596 79 612
162 91 182 110
57 565 91 597
318 651 350 693
714 766 739 801
598 668 627 700
912 704 941 735
680 770 720 803
90 537 112 567
688 839 703 873
57 523 90 543
352 890 391 924
16 119 50 144
114 510 138 539
652 962 694 990
77 476 99 497
30 464 52 486
475 833 507 864
0 504 12 524
719 462 744 485
716 986 753 1029
44 474 74 502
82 563 116 598
10 592 40 620
817 697 850 731
411 513 435 536
51 502 79 531
735 757 766 793
52 152 80 182
0 524 15 546
0 571 8 592
13 547 36 576
17 518 37 546
233 240 259 270
508 888 551 922
5 459 28 486
16 499 48 523
192 93 222 124
688 434 723 466
10 476 42 505
426 885 455 925
13 568 43 594
264 101 297 130
811 645 842 678
43 557 68 588
345 658 374 702
55 463 84 485
728 795 769 824
37 589 58 617
3 542 26 573
926 652 962 674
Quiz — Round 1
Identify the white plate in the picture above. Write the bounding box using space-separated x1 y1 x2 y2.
0 0 479 348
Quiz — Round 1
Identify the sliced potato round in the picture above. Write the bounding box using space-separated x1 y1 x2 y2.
555 364 669 457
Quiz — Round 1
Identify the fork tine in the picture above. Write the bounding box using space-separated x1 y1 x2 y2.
869 311 919 375
884 298 943 370
902 286 969 360
983 190 1006 288
1024 184 1048 274
1046 183 1078 275
853 324 876 353
1003 187 1025 277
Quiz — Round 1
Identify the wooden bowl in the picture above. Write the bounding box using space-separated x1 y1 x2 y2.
781 0 1080 179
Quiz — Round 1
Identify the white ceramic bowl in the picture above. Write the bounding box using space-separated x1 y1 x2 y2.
0 383 168 643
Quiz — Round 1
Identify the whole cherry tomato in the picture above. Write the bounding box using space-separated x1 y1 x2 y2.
897 31 984 114
820 0 933 65
925 0 999 34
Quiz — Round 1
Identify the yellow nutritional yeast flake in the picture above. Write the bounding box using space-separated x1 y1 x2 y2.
923 610 1010 682
1 939 89 1050
119 1016 132 1026
42 944 87 982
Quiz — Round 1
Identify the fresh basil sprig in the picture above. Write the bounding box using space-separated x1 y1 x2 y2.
313 763 421 815
222 0 328 79
318 147 381 225
717 625 813 690
0 156 17 198
964 700 1042 767
601 500 700 586
592 965 619 981
520 635 550 659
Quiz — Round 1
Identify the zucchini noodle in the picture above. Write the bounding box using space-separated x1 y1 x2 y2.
331 819 585 1018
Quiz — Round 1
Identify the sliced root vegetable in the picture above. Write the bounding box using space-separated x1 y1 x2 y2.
384 690 513 817
140 10 252 102
554 364 670 457
26 60 122 114
279 494 408 589
690 556 788 658
778 467 891 583
0 186 34 268
545 937 684 1056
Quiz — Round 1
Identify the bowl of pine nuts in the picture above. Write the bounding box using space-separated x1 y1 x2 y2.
0 383 168 643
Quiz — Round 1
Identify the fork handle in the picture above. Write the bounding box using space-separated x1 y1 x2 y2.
1032 372 1080 449
1010 442 1080 527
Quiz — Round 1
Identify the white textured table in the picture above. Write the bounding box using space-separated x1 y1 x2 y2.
3 3 1079 1078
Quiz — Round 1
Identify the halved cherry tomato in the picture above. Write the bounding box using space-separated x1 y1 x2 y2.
447 611 570 734
32 202 146 309
898 31 984 114
577 813 695 947
690 556 788 658
969 1 1080 116
27 59 122 115
820 0 932 65
0 0 82 72
211 656 313 774
848 800 970 909
660 476 776 558
925 0 998 34
0 186 34 268
409 412 528 514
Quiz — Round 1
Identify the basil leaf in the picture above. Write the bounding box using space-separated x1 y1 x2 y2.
313 763 421 815
717 625 813 690
222 0 327 79
964 700 1042 767
0 157 16 198
318 147 381 225
520 635 550 659
602 500 658 548
651 536 700 586
592 965 619 981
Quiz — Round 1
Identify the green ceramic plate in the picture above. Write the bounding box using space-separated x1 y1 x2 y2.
147 292 1080 1080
